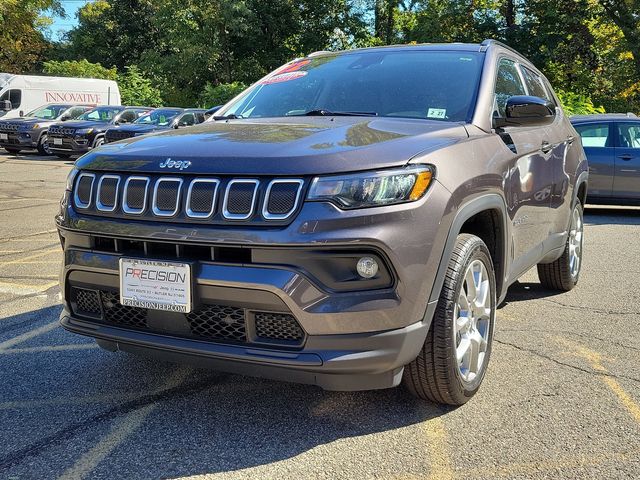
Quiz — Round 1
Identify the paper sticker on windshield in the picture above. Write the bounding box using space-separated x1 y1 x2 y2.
427 108 447 119
260 71 308 85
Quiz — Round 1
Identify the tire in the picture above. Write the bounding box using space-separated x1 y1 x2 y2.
4 147 21 154
403 233 496 405
56 154 71 159
37 134 51 155
93 137 104 148
537 202 584 291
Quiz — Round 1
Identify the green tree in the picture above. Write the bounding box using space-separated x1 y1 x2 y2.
42 58 117 80
117 65 163 106
199 82 248 107
0 0 61 73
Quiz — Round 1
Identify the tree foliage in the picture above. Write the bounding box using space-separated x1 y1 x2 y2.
200 82 248 108
10 0 640 112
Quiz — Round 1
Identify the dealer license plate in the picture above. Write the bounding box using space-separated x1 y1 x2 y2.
0 133 7 141
119 258 191 313
53 138 62 145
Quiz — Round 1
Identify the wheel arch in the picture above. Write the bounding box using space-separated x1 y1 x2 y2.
425 194 510 321
575 171 588 208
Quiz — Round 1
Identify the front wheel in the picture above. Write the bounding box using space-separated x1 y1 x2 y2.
537 202 584 291
37 134 51 155
93 137 105 149
403 233 496 405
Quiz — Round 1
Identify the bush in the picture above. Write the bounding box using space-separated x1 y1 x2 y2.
200 82 247 108
43 59 117 80
556 90 606 116
117 65 162 107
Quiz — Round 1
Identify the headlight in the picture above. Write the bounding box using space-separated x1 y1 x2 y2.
76 128 93 135
65 167 79 191
307 165 434 209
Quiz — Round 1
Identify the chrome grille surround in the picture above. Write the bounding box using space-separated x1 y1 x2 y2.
96 174 121 212
122 176 150 215
262 179 304 220
152 177 183 217
185 178 220 218
73 173 96 209
72 173 305 224
222 179 260 220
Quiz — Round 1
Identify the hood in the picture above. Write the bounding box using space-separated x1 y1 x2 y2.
58 120 112 130
76 117 468 176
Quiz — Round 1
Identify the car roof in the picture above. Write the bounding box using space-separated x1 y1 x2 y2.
571 113 638 123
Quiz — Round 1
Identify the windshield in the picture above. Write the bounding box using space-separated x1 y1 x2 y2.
134 109 181 126
78 107 122 122
219 51 483 122
0 73 13 91
25 104 70 119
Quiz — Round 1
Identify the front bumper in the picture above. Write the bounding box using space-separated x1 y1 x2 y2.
0 132 37 148
60 309 427 390
49 135 91 155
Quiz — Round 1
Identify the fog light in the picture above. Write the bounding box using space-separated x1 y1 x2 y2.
356 256 378 279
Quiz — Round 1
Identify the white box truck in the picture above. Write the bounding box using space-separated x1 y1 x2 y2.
0 73 121 118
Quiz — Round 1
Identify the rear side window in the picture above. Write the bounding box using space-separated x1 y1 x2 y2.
195 113 205 124
178 113 195 126
616 123 640 148
494 59 526 117
118 110 138 123
521 66 551 101
574 123 610 147
0 89 21 109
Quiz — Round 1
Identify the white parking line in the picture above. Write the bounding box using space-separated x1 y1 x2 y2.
0 320 59 350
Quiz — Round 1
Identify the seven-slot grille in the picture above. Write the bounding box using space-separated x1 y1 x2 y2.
72 172 305 224
0 122 19 132
49 125 76 136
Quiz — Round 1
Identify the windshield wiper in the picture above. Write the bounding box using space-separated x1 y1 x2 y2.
299 109 378 117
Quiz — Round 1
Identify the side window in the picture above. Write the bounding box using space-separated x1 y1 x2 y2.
118 110 137 123
0 89 22 109
521 66 551 101
494 59 526 117
616 123 640 149
195 113 205 124
574 123 610 148
67 107 87 119
178 113 195 126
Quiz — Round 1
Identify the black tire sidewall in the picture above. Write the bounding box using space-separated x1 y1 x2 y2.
445 237 497 399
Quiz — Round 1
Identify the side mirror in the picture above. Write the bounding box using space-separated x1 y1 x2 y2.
60 115 71 122
1 100 11 111
494 95 556 128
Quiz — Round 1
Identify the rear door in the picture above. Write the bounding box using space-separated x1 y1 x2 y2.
613 122 640 199
574 122 614 198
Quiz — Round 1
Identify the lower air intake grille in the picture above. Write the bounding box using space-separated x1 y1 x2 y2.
69 288 305 346
255 312 304 341
101 291 148 328
186 305 246 341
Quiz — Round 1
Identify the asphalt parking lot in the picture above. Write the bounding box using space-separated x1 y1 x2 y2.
0 150 638 480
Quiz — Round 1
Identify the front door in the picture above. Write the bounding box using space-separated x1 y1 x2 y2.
613 122 640 199
574 122 614 199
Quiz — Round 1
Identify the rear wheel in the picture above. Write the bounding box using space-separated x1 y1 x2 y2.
537 202 584 291
403 234 496 405
4 147 20 154
37 134 51 155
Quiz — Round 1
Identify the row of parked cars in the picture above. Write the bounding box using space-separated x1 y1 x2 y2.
0 103 215 158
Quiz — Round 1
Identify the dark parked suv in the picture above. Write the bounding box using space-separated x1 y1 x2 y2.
104 108 206 143
48 105 150 158
571 113 640 204
0 103 92 155
56 41 588 405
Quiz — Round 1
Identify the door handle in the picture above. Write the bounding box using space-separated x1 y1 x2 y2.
618 154 633 161
541 141 552 154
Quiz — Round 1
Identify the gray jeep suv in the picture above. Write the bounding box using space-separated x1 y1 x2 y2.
56 40 588 405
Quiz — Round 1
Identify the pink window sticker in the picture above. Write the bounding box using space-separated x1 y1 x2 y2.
259 70 308 85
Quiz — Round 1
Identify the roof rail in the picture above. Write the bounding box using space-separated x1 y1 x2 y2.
480 39 521 56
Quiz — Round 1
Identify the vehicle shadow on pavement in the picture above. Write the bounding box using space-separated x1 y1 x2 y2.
584 206 640 226
500 280 566 304
0 306 451 478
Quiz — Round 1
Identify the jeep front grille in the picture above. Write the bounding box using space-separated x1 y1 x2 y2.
72 172 305 225
49 125 76 136
0 122 19 132
70 287 305 346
